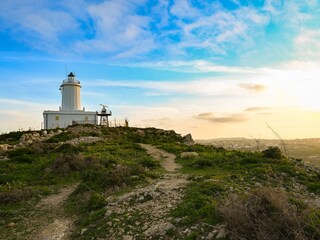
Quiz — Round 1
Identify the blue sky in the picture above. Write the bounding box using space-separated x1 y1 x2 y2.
1 0 320 139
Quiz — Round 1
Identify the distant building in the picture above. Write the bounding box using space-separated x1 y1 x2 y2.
43 72 97 129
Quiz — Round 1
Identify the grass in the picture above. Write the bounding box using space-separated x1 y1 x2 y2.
156 142 320 238
1 126 320 239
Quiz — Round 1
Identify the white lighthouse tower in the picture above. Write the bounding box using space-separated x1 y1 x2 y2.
43 72 97 129
60 72 81 111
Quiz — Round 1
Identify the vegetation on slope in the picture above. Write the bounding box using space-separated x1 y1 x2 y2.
0 125 319 239
158 142 320 239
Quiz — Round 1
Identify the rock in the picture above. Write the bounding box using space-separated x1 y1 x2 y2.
57 129 63 134
105 210 113 217
0 144 10 152
163 223 175 232
7 222 16 228
66 137 104 145
136 130 145 137
206 232 215 239
123 235 133 240
138 196 145 202
182 133 194 145
81 228 87 235
216 228 227 239
42 130 47 135
181 152 199 158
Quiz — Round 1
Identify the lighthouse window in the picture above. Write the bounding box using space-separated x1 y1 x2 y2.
55 116 60 121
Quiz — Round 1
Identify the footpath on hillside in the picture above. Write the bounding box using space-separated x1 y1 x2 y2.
27 144 188 240
30 183 79 240
101 144 189 239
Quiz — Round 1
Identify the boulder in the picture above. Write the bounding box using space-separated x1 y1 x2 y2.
181 152 199 158
136 129 145 137
0 144 10 152
183 133 194 145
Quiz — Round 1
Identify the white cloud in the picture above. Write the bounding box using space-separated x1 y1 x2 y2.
0 98 55 132
167 3 270 55
170 0 200 18
75 0 155 58
295 29 320 60
0 0 80 44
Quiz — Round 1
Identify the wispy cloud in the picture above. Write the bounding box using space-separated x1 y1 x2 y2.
194 112 247 123
244 107 272 112
239 83 267 92
87 77 267 97
76 0 155 58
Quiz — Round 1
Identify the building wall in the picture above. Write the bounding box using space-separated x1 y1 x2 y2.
43 111 97 129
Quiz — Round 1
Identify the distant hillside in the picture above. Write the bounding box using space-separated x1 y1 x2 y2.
0 125 320 239
197 138 320 167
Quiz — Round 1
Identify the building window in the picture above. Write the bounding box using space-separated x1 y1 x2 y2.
55 116 60 121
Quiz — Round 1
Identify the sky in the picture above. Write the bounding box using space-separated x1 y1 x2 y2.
1 0 320 139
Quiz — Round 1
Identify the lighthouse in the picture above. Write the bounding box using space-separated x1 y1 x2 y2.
43 72 98 129
60 72 81 111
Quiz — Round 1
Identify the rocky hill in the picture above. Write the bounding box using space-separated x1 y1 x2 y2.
0 125 320 240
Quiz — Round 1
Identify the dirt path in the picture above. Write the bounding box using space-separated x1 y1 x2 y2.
102 144 188 239
139 143 180 172
32 183 79 240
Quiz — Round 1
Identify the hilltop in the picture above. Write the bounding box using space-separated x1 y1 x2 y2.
0 125 320 240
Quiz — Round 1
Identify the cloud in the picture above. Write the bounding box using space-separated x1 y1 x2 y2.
128 60 263 73
170 0 200 19
295 29 320 60
0 98 55 133
87 77 249 97
75 0 155 58
0 0 82 52
238 83 266 92
244 107 272 112
194 112 247 123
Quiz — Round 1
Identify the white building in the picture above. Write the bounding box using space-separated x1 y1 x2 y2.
43 72 97 129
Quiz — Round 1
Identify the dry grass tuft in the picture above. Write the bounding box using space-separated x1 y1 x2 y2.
218 187 317 240
0 190 32 204
51 154 102 174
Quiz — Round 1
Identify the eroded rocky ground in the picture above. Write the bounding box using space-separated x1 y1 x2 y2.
101 144 188 239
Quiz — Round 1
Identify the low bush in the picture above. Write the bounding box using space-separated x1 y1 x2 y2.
218 187 319 240
138 156 160 168
172 181 224 225
82 164 145 191
307 182 320 194
56 143 84 154
0 131 25 144
45 132 77 143
51 154 102 174
0 190 33 204
262 146 283 159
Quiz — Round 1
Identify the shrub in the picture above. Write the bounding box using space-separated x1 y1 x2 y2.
51 154 102 174
262 146 282 159
56 143 84 154
82 164 145 191
218 187 317 240
7 147 36 163
0 190 32 204
45 132 77 143
307 182 320 194
0 131 25 144
87 192 106 211
138 156 160 168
